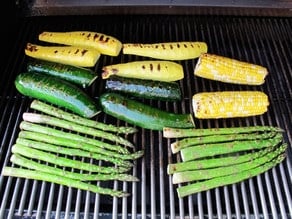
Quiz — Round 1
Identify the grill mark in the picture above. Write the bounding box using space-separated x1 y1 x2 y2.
150 64 153 71
170 44 173 49
94 34 99 40
157 64 161 71
142 65 146 70
177 44 180 48
184 44 187 48
100 35 104 41
81 49 88 56
26 44 38 52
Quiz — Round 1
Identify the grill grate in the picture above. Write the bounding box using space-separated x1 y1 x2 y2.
0 15 291 218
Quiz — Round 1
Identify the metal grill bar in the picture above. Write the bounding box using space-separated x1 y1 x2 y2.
0 15 291 219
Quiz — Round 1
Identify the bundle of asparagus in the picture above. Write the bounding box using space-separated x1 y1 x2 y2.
163 126 287 198
2 100 143 198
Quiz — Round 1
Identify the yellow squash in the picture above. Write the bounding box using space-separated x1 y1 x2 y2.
39 31 122 56
25 43 100 67
123 41 207 60
102 60 184 82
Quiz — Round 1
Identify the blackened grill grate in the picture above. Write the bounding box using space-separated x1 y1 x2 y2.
0 15 291 218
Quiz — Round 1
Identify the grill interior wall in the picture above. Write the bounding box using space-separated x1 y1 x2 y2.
0 15 291 218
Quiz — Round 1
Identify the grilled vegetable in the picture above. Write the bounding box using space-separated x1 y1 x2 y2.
173 143 286 183
25 43 100 67
23 112 134 148
16 137 133 168
10 154 138 182
167 144 279 174
105 75 182 101
2 167 129 197
176 153 285 198
30 99 137 134
171 132 277 154
192 91 269 119
12 143 129 174
15 72 100 118
38 31 122 56
102 60 184 82
27 59 98 88
194 53 268 85
20 121 129 154
163 126 283 138
122 41 207 60
180 133 283 162
99 92 195 130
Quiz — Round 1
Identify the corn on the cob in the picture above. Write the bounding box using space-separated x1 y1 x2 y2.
102 60 184 82
122 41 207 60
25 43 100 67
192 91 269 119
194 53 268 85
39 31 122 56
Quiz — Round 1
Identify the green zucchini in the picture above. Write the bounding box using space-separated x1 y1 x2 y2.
99 92 195 130
15 72 100 118
27 59 98 88
105 75 181 101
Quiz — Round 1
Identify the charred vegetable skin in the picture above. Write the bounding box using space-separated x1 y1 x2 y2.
99 93 195 130
15 72 100 118
122 41 207 60
105 75 182 101
27 59 98 88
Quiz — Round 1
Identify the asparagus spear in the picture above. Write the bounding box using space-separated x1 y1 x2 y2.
12 144 130 174
168 144 275 174
18 131 143 160
180 133 283 162
16 137 133 168
23 112 134 148
176 153 286 198
10 154 138 182
171 132 277 153
2 167 129 197
172 143 287 184
30 100 137 134
163 126 284 138
20 121 129 154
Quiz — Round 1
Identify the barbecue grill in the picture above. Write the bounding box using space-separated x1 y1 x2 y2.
1 1 292 218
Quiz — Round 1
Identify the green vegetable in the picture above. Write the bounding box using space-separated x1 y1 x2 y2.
176 153 286 198
180 133 283 161
12 143 129 174
16 137 133 168
167 144 277 174
30 99 137 134
18 131 143 160
15 72 100 118
99 92 195 131
19 121 129 154
163 126 284 138
27 59 98 88
171 132 277 153
10 154 138 182
22 112 134 148
2 167 128 197
105 75 182 101
172 143 286 183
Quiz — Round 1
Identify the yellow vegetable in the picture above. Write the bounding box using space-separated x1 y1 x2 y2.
194 53 268 85
25 43 100 67
39 31 122 56
123 41 207 60
192 91 269 119
102 61 184 82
